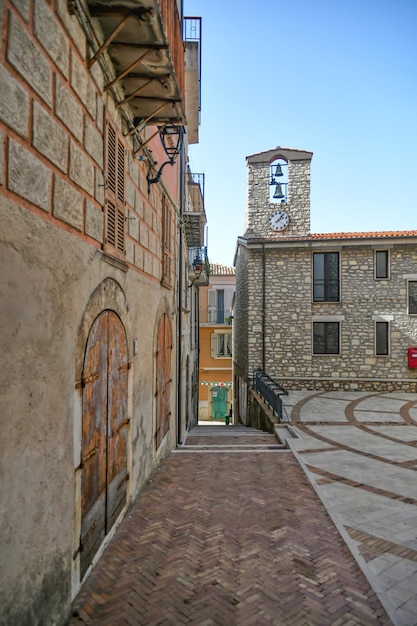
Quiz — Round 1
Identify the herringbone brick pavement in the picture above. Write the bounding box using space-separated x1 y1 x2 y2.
67 443 391 625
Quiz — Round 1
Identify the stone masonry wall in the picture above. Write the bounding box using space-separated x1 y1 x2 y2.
1 0 173 282
244 159 311 238
233 243 249 379
245 243 417 390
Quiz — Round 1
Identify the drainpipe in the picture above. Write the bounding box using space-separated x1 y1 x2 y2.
262 243 266 372
177 147 184 445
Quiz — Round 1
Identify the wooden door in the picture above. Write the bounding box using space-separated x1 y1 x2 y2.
155 314 172 449
80 311 128 578
211 385 228 419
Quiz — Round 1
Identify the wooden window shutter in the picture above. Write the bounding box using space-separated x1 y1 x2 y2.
211 333 218 358
104 120 125 259
161 196 174 288
106 200 116 247
208 289 216 322
208 289 216 307
107 124 116 196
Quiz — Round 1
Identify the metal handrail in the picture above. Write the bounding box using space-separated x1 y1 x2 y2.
252 369 289 423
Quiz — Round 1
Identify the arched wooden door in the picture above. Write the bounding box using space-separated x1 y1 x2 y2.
80 311 129 578
155 313 172 449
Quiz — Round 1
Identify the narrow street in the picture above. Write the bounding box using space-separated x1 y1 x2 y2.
67 423 390 626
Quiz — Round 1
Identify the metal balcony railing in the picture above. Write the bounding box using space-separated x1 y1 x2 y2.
252 369 289 422
199 308 233 324
187 171 205 201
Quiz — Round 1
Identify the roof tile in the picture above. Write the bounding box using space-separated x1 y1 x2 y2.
247 230 417 243
210 263 235 276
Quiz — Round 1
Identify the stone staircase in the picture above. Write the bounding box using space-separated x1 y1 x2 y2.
177 424 289 452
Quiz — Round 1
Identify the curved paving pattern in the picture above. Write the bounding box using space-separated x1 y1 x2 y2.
67 425 390 626
285 391 417 626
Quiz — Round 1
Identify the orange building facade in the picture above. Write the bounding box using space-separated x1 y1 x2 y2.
199 264 236 421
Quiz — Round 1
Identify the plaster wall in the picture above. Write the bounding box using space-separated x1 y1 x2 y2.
0 200 177 625
0 1 184 623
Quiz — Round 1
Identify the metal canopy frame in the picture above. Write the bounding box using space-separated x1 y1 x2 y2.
70 0 186 133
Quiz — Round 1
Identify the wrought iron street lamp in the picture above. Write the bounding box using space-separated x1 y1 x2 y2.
147 125 185 192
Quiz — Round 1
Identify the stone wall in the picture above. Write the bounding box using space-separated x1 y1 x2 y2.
244 243 417 389
244 159 311 238
1 0 170 282
232 244 249 379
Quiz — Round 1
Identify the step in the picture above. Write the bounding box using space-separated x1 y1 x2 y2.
179 424 290 452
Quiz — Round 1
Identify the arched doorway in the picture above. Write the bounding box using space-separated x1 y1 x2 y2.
155 313 172 449
80 310 129 578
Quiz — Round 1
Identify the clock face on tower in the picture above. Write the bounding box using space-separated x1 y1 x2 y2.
269 209 289 231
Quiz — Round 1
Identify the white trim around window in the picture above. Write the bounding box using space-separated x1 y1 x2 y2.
374 249 390 280
374 320 390 356
407 280 417 315
372 316 392 356
210 330 232 358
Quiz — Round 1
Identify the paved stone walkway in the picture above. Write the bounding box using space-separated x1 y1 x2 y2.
282 390 417 626
67 424 390 626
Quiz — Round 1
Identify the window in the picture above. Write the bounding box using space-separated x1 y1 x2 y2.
375 321 389 355
104 121 125 258
161 196 174 288
375 250 389 279
211 332 232 358
409 281 417 314
313 322 340 354
313 252 340 302
208 288 234 323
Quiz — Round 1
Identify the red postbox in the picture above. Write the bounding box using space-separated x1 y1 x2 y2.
407 347 417 369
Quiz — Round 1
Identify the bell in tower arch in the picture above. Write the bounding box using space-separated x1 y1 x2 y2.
273 183 284 199
274 163 284 177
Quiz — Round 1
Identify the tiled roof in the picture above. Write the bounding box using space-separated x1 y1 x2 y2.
310 230 417 240
210 263 235 276
246 230 417 243
247 147 313 163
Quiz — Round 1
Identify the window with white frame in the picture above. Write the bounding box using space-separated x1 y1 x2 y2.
375 321 389 355
211 331 232 358
208 288 234 323
408 281 417 314
375 250 389 279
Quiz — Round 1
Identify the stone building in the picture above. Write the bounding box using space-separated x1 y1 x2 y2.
0 1 206 623
198 264 235 421
233 147 417 424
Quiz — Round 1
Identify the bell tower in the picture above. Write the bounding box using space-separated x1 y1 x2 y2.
244 147 313 238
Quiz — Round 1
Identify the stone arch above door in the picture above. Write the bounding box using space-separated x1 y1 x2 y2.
75 278 130 384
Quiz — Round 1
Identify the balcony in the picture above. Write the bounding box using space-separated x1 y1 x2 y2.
74 0 186 128
183 17 201 144
188 245 209 287
184 172 206 247
200 308 233 325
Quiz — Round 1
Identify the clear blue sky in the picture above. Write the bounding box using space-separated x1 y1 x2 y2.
184 0 417 267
